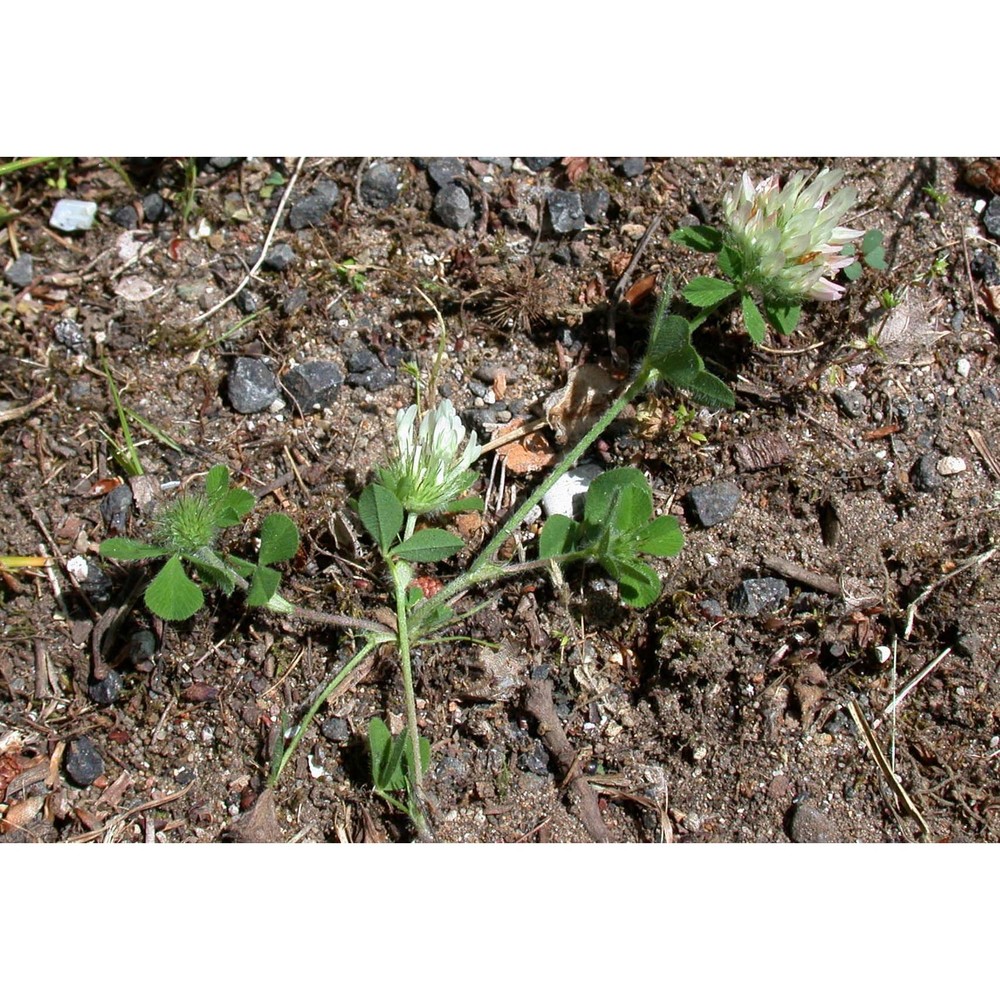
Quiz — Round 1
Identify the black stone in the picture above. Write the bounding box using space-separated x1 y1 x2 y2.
111 204 138 228
731 577 789 615
208 156 238 170
519 742 551 776
88 670 123 706
476 156 511 171
142 192 165 222
950 309 965 333
548 190 585 234
235 288 259 315
346 367 396 392
347 348 378 373
66 736 105 786
54 318 86 352
522 157 558 172
100 484 133 532
77 560 112 602
954 633 981 658
288 180 340 230
129 630 157 665
282 287 308 318
320 717 350 743
970 249 1000 285
3 253 33 288
282 361 344 410
911 452 943 492
427 157 466 187
581 189 610 223
261 243 295 272
833 388 866 419
360 163 399 209
433 184 474 229
228 357 280 413
686 481 741 527
618 157 646 178
982 196 1000 239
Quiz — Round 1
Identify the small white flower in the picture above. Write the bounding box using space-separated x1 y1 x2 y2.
379 398 481 514
723 168 865 303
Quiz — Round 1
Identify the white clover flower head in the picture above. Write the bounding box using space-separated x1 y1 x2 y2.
722 168 865 304
379 398 481 514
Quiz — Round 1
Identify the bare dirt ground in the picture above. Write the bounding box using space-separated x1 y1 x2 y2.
1 155 998 843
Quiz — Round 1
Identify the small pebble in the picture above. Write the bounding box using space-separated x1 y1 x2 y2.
731 577 789 616
956 358 971 378
686 481 741 527
936 455 966 476
347 348 378 373
911 452 943 492
88 670 123 706
49 199 98 232
100 484 133 532
788 802 837 843
287 180 339 230
541 463 602 519
142 192 165 222
111 204 138 228
228 357 280 413
65 736 105 786
235 288 259 315
427 157 466 187
521 157 558 172
282 287 309 318
320 717 350 743
518 742 551 776
3 253 34 287
54 318 87 352
982 196 1000 239
261 243 295 272
581 189 609 223
360 163 399 208
433 184 474 229
547 190 585 233
618 157 645 178
832 387 865 419
346 367 396 392
970 250 1000 285
282 361 344 410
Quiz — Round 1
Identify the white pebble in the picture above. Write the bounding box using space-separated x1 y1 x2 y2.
936 456 966 476
541 462 603 519
956 358 971 378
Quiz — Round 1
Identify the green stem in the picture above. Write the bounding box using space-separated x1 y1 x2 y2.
409 365 653 637
269 638 380 787
391 559 428 835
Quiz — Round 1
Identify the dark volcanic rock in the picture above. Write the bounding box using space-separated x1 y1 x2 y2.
686 481 741 527
982 196 1000 239
548 190 585 233
731 577 790 615
4 253 33 287
833 388 866 419
66 736 105 786
229 357 279 413
427 157 466 187
433 184 474 229
288 180 339 230
261 243 295 272
581 189 610 223
361 163 399 208
912 452 943 492
88 670 123 706
282 361 344 410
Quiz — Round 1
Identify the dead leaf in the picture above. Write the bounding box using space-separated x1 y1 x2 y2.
543 364 618 445
562 157 589 184
494 418 557 475
115 275 158 302
792 660 828 730
0 795 45 835
224 787 283 842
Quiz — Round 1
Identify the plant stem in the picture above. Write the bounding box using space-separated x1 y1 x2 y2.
269 638 379 786
391 559 428 835
409 366 652 635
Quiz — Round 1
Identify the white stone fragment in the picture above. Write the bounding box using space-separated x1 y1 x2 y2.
49 199 97 232
956 358 971 378
936 456 967 476
541 462 603 519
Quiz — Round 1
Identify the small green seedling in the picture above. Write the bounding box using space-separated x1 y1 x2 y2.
99 465 299 620
368 716 430 826
922 184 949 207
538 468 683 608
842 229 888 281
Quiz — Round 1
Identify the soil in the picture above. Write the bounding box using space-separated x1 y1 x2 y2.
1 155 998 844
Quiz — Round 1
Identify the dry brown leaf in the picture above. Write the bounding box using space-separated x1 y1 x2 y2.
562 157 590 184
494 418 557 475
0 795 45 835
543 364 618 445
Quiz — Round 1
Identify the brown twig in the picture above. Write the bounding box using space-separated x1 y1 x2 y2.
0 390 55 425
762 555 842 596
960 226 980 323
66 785 192 843
606 212 662 356
523 678 613 842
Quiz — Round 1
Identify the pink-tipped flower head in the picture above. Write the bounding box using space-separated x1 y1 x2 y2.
722 168 864 303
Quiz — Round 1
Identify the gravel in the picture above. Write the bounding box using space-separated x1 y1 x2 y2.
788 802 837 843
287 180 340 230
731 577 790 615
522 157 558 172
686 481 741 527
111 204 138 228
228 357 280 413
142 192 165 222
581 189 610 223
982 196 1000 239
282 361 344 410
433 184 474 229
833 388 866 418
547 190 585 233
911 452 943 492
65 736 105 786
49 199 97 232
88 670 123 706
4 253 34 287
361 163 399 208
261 243 295 271
427 157 466 187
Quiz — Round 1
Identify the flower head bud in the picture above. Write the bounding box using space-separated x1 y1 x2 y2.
377 398 481 515
722 168 864 304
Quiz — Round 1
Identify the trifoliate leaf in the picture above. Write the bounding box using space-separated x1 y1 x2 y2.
861 229 884 255
144 554 205 621
216 487 255 527
681 276 737 309
204 465 230 504
258 513 299 565
584 469 653 536
538 514 579 559
669 225 723 253
741 294 766 344
441 495 485 514
763 302 801 336
358 483 404 553
599 555 662 608
633 516 684 557
247 564 281 606
389 528 464 564
99 538 170 561
864 247 887 270
842 260 863 281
